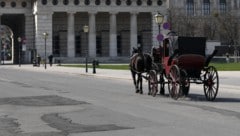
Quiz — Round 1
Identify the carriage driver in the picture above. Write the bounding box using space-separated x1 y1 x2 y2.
151 45 162 63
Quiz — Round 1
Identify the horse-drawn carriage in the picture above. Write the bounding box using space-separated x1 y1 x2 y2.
149 33 219 101
130 32 219 101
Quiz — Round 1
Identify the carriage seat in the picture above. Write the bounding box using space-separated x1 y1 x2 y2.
175 54 205 70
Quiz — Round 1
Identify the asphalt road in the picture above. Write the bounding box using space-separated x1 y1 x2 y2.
0 66 240 136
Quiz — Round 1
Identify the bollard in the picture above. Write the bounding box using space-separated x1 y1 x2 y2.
58 59 61 66
92 59 96 74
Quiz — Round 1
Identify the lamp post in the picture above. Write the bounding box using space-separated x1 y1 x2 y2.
17 37 22 67
42 32 48 69
154 12 164 45
83 25 89 73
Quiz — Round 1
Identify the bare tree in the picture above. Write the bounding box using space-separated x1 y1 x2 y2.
214 12 240 62
215 13 239 45
200 16 218 40
168 8 240 61
168 8 199 37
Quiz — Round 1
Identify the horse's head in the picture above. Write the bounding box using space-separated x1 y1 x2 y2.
131 47 142 55
132 47 138 54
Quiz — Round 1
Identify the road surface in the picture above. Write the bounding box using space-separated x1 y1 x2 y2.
0 66 239 136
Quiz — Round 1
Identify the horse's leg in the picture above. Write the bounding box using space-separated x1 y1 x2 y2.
138 73 143 94
160 72 165 95
136 73 140 93
131 70 139 93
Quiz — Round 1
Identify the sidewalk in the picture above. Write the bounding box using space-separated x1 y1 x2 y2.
1 64 240 84
2 64 240 93
1 64 132 80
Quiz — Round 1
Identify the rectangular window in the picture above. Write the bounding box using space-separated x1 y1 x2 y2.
234 0 238 9
186 0 194 16
203 0 210 15
219 0 226 14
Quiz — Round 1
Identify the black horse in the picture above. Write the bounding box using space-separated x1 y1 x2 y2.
129 47 153 94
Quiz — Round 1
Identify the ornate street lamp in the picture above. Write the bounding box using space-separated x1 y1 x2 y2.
17 37 22 67
42 32 48 69
155 12 164 45
83 25 89 73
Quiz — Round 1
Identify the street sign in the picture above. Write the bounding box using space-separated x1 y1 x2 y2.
157 34 164 42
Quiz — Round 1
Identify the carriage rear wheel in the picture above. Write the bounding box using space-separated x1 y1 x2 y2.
204 66 219 101
148 70 158 97
168 65 182 100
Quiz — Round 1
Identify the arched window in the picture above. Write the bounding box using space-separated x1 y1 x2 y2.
52 0 58 5
85 0 90 5
11 1 16 7
42 0 47 5
126 0 132 6
219 0 226 13
74 0 79 5
147 0 152 6
63 0 69 5
186 0 194 16
0 1 5 7
106 0 111 5
203 0 210 15
95 0 100 5
116 0 121 5
157 0 163 6
136 0 142 5
22 1 27 7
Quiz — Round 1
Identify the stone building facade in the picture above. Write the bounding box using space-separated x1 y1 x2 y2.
0 0 167 64
168 0 240 15
167 0 240 57
167 0 240 42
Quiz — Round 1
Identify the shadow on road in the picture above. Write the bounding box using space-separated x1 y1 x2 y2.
187 94 240 103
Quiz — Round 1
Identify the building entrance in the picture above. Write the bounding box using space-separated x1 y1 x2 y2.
1 14 25 64
0 25 13 64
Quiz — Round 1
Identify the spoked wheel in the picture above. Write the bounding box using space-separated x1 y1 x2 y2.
181 70 190 96
168 65 182 100
203 66 219 101
148 70 158 97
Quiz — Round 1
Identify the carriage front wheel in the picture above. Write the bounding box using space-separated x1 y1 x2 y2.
148 70 158 97
203 66 219 101
168 65 182 100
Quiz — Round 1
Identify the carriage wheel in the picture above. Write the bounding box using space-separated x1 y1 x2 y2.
168 65 182 100
181 70 190 96
204 66 219 101
148 70 158 97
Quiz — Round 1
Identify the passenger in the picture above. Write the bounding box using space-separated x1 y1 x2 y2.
226 53 230 63
36 54 41 67
48 54 53 66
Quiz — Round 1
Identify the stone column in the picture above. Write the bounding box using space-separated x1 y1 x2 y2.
34 12 53 58
88 11 97 57
67 12 75 57
130 12 138 55
0 14 1 64
24 14 35 63
109 12 118 57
